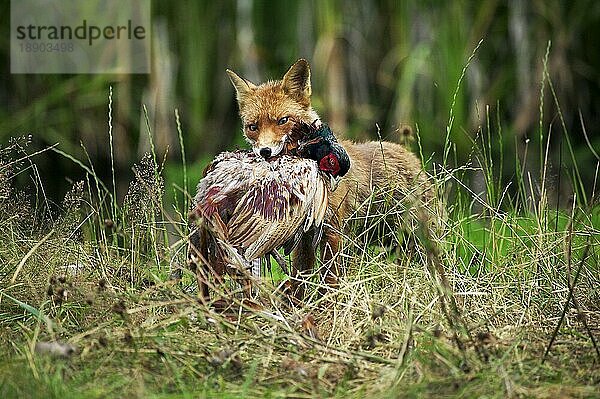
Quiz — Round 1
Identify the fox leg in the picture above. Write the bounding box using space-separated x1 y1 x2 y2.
232 258 260 298
320 227 341 290
291 229 317 300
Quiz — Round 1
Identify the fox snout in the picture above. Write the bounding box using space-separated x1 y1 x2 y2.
259 147 272 159
253 139 286 159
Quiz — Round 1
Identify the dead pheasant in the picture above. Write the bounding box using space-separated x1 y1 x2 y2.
188 122 350 300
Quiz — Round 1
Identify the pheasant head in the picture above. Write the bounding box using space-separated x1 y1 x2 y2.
293 121 350 189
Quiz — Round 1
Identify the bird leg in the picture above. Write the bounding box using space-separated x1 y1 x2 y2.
297 136 322 154
270 250 289 276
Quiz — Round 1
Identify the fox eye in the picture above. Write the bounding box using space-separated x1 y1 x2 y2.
277 116 289 125
247 123 258 131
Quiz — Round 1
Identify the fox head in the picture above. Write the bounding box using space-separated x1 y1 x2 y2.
227 59 320 159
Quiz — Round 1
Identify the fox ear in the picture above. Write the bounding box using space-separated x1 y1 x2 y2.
282 59 312 104
226 69 257 102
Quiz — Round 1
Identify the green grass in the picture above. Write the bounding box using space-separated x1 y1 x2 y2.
1 141 599 399
1 50 600 399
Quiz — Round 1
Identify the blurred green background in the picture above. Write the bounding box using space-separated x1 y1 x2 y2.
1 0 599 209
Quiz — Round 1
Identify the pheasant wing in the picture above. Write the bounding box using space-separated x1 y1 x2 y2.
226 157 328 260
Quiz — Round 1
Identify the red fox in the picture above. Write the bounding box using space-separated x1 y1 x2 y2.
227 59 435 297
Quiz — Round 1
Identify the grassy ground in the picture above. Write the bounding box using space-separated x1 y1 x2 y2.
1 130 599 399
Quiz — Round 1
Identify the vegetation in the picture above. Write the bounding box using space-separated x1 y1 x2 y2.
2 1 600 203
1 1 599 398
